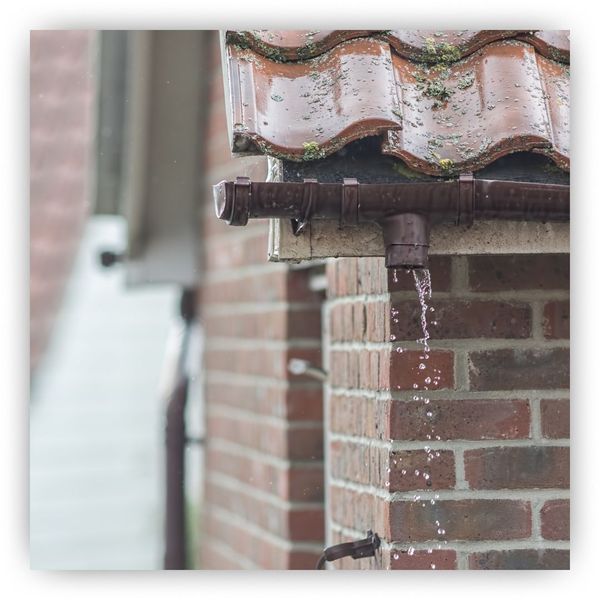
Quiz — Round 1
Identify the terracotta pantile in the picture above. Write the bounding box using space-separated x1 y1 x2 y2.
382 41 568 174
224 31 569 175
228 39 402 157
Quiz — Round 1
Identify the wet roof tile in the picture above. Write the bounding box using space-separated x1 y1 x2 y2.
224 30 569 175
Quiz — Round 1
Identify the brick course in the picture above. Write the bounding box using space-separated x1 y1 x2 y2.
389 398 531 441
389 499 532 542
464 446 569 489
469 549 569 569
390 300 532 339
468 254 569 291
468 348 569 390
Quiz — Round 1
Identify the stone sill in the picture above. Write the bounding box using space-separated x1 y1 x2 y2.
268 219 569 262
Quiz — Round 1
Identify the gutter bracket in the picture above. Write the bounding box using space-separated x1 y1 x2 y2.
231 176 251 226
340 177 359 228
291 178 318 235
458 172 474 226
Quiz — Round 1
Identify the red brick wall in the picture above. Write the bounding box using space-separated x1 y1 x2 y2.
325 254 569 570
199 33 325 569
30 31 95 372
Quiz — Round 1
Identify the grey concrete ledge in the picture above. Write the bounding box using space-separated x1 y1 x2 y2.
269 219 569 261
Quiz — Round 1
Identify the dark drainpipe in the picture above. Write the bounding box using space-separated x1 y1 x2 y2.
164 288 197 570
213 176 569 270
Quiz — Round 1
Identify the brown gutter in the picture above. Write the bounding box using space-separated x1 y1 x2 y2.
214 176 569 269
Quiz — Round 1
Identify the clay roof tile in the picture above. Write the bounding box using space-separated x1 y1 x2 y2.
223 30 569 175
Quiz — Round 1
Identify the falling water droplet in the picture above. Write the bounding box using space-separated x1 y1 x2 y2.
412 269 432 352
408 547 415 556
393 552 399 560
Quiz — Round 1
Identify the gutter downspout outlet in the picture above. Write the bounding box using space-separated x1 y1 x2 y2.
380 213 430 270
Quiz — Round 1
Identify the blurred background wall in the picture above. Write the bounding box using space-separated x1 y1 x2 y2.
30 30 94 373
29 29 325 571
29 30 188 570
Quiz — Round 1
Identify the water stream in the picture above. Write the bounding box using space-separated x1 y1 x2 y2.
391 268 446 569
412 268 432 353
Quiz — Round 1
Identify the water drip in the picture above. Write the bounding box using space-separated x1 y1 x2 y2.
412 268 432 353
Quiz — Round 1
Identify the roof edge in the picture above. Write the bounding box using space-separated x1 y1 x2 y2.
225 30 570 65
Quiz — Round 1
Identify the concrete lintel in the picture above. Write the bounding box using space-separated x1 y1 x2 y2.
268 219 569 262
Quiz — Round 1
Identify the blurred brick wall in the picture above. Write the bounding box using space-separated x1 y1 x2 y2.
30 30 95 372
199 33 325 569
325 254 569 570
